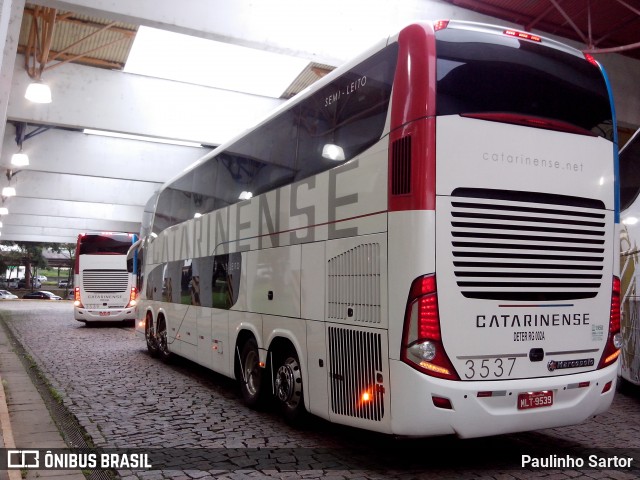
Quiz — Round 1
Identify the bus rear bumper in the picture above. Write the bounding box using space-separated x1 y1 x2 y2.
389 359 618 438
74 307 135 322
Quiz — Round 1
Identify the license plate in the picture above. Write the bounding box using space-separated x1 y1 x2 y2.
99 311 110 317
517 391 553 410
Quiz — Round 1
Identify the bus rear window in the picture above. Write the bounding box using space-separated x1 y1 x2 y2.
78 234 133 255
435 28 613 138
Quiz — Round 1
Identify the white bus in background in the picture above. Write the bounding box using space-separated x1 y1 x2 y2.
74 232 138 325
619 128 640 386
131 20 620 438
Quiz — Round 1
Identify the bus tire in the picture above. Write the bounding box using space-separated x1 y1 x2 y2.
274 347 306 426
239 338 265 409
145 314 159 358
157 316 172 363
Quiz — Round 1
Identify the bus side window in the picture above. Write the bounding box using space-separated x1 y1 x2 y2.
296 43 397 181
163 262 183 304
146 265 163 302
211 253 241 309
180 260 195 305
136 248 144 293
620 129 640 211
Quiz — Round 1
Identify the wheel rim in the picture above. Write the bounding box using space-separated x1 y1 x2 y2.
275 356 302 406
158 321 169 355
145 318 155 349
243 350 261 396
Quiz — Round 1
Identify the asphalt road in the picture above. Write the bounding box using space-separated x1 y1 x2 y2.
1 300 639 479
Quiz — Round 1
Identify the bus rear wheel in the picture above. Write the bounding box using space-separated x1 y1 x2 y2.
145 314 158 357
274 348 306 425
239 338 265 409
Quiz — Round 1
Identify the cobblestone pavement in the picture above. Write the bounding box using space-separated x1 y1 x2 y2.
1 301 640 480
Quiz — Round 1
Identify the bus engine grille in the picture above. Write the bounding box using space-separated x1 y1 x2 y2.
82 269 129 293
328 326 384 421
449 188 607 301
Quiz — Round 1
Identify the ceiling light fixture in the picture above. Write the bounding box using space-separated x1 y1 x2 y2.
2 187 16 197
24 6 56 104
25 80 52 103
0 207 9 215
10 152 29 167
83 129 203 148
11 123 30 167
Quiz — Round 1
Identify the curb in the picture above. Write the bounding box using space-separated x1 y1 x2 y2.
0 374 24 480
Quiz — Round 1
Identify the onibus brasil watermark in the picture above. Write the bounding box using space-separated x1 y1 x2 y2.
6 449 151 469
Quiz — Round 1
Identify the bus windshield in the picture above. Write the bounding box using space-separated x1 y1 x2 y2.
435 27 613 137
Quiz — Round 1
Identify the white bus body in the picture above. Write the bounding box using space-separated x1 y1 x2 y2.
133 20 620 438
74 233 138 324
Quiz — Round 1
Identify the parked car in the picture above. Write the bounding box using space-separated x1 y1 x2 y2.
58 279 72 288
36 275 48 282
18 278 41 289
22 291 62 300
0 290 18 299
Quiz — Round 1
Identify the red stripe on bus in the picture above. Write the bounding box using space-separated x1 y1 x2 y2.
389 23 437 213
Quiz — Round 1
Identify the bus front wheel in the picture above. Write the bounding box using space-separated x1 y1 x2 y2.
274 348 306 426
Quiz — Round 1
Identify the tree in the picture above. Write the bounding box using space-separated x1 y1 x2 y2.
0 241 48 288
18 242 48 287
49 242 76 281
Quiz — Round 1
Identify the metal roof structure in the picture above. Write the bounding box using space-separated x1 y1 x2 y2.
444 0 640 59
18 2 640 98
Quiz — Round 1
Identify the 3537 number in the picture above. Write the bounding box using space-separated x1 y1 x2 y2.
464 357 517 379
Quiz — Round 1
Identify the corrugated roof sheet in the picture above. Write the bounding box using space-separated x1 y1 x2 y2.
282 62 335 99
19 4 137 70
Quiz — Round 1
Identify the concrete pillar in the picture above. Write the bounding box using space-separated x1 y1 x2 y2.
0 0 25 159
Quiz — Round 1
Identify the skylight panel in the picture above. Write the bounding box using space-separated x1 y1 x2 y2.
124 26 309 98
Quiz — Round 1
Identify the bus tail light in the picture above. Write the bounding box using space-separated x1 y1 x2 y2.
401 274 459 380
584 53 599 67
503 29 542 42
73 287 83 308
128 287 137 307
433 20 449 31
598 276 622 369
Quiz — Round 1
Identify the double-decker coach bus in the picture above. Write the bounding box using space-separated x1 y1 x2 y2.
133 20 620 438
74 232 138 325
620 128 640 386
